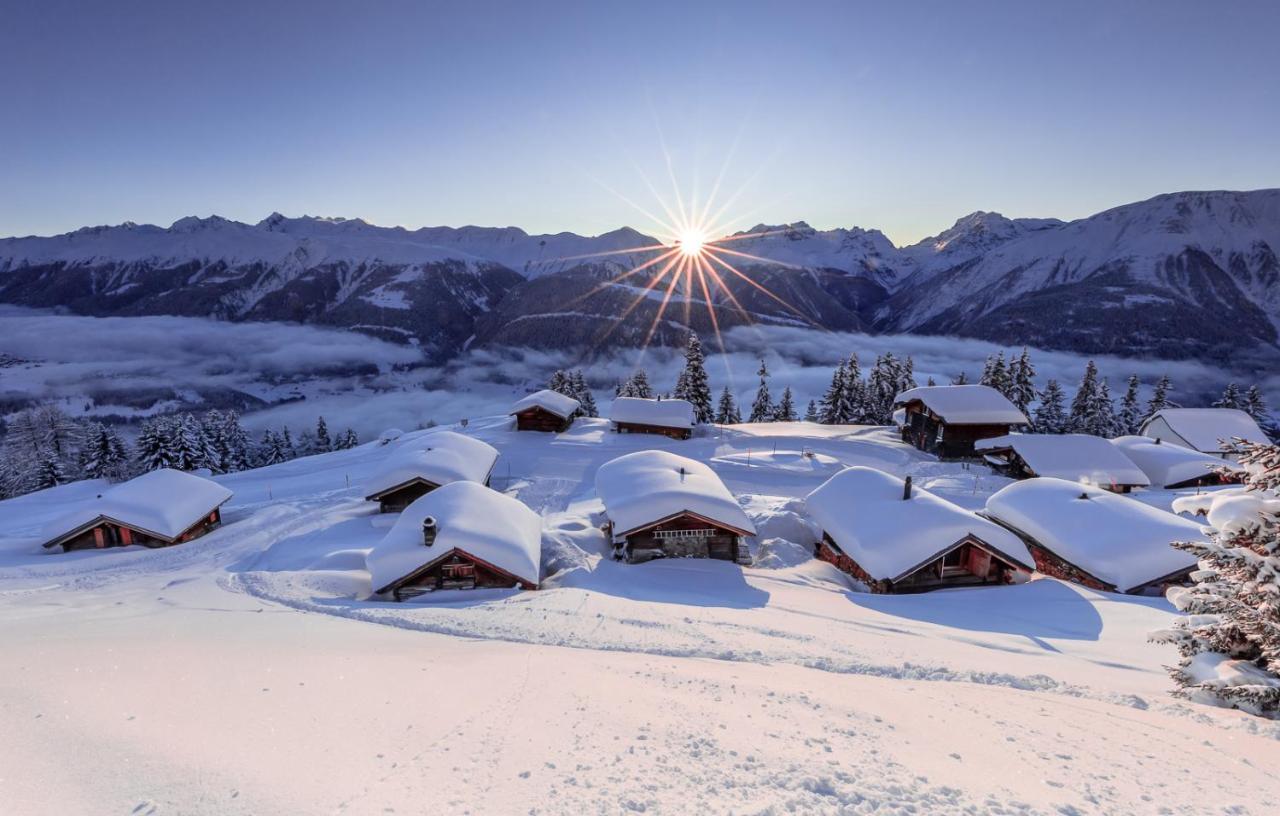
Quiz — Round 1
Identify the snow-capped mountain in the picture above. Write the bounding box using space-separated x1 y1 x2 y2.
2 189 1278 362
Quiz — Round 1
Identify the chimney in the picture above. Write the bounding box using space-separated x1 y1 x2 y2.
902 476 913 500
422 516 438 547
1154 437 1162 445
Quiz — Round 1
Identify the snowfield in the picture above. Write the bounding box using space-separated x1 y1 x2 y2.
1 418 1278 815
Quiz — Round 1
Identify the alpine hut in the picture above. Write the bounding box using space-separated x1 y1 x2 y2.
975 433 1150 493
595 450 755 563
39 468 232 552
1110 435 1244 489
984 478 1208 595
608 397 695 440
511 389 580 433
1139 408 1269 459
805 467 1033 593
365 481 541 601
895 385 1028 459
363 431 499 513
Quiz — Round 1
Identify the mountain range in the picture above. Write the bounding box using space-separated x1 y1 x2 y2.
2 189 1277 363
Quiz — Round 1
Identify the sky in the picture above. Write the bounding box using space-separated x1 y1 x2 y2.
2 0 1278 246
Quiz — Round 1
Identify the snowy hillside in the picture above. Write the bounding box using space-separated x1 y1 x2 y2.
1 417 1277 814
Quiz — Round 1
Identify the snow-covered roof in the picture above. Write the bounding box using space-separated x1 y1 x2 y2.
976 434 1150 488
894 385 1028 426
985 478 1206 592
594 450 755 537
40 468 233 547
511 389 579 420
1140 408 1268 454
365 481 542 593
1111 435 1243 488
608 397 695 430
805 467 1033 581
363 431 498 499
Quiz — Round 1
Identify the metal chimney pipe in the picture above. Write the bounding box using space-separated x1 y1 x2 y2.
902 476 913 500
422 516 438 547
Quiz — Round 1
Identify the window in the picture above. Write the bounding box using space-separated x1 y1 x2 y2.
442 563 475 579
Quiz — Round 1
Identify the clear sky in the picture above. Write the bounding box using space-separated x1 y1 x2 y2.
3 0 1278 246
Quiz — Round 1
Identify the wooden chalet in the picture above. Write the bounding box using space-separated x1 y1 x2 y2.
1110 435 1244 489
594 450 755 564
363 431 499 513
975 433 1150 493
608 397 695 441
511 389 580 433
366 481 542 601
39 468 232 553
1139 408 1269 460
805 467 1033 594
984 477 1205 595
895 385 1028 459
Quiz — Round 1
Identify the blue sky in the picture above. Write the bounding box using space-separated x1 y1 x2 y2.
3 0 1277 245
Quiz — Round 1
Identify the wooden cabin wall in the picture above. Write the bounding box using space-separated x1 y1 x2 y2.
377 482 437 513
625 513 740 562
515 407 570 433
613 421 691 440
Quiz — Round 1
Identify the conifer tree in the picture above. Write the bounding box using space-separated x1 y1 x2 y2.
336 428 360 449
952 371 970 385
1068 360 1102 434
804 400 818 422
1214 383 1242 410
298 429 318 456
547 369 571 395
818 361 847 425
749 360 774 423
174 413 210 470
926 376 937 387
774 387 797 422
257 430 288 466
280 426 296 459
1244 385 1268 420
866 353 902 425
622 370 653 399
1034 379 1068 434
1119 375 1143 435
29 449 66 491
980 351 1012 398
844 354 866 423
1093 379 1120 438
315 416 332 453
1145 375 1172 419
220 411 251 472
715 386 742 425
200 409 227 472
674 333 713 423
79 422 130 481
1011 347 1037 414
570 370 598 418
135 417 177 472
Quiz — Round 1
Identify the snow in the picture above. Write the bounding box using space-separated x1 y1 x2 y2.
976 433 1151 487
595 450 755 538
39 468 232 546
608 396 695 430
1171 487 1280 536
805 466 1033 580
510 388 579 420
985 478 1207 592
365 481 542 593
2 418 1279 813
1112 434 1244 488
1141 408 1269 454
894 384 1028 425
362 430 498 497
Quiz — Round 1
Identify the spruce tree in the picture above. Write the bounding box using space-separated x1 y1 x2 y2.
220 411 251 472
749 360 774 423
715 387 741 425
315 416 332 453
1034 379 1068 434
336 428 360 449
1214 383 1242 410
1153 441 1280 716
79 422 130 481
818 361 847 425
298 429 318 456
774 387 797 422
804 400 818 422
173 414 210 470
570 370 598 417
1068 360 1102 434
952 371 970 385
257 430 287 466
675 333 713 423
1119 375 1143 435
866 353 902 425
1011 347 1037 415
280 426 296 460
200 409 227 472
1093 379 1120 438
547 369 571 395
980 351 1012 398
1145 375 1172 419
624 370 654 399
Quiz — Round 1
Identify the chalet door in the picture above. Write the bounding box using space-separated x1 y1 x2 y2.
707 537 735 561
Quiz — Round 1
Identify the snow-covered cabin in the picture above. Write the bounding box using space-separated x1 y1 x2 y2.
984 478 1207 595
511 389 580 433
975 434 1151 493
363 431 499 513
1139 408 1268 459
805 467 1033 593
595 450 755 563
895 385 1028 459
608 397 695 440
1110 435 1244 489
39 468 232 552
365 481 542 601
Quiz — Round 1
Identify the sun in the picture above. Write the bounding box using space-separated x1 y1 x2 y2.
677 229 706 257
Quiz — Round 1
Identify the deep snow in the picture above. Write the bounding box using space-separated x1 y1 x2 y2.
1 417 1278 815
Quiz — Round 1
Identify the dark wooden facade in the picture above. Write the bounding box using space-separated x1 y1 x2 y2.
368 479 442 514
1165 471 1238 491
379 548 537 601
900 401 1014 459
1021 539 1192 596
613 421 692 441
815 531 1027 594
49 509 223 553
514 405 573 433
613 511 749 564
983 449 1138 493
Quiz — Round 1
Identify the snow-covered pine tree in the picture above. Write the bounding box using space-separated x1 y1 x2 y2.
1119 375 1143 435
952 371 970 385
804 400 818 422
174 413 210 470
298 429 318 456
1092 379 1121 438
866 353 902 425
315 416 332 453
1214 383 1242 410
1034 379 1068 434
715 386 741 425
1011 347 1037 415
818 361 847 425
1146 375 1172 419
336 428 360 449
774 387 797 422
134 417 176 472
28 448 66 491
1068 360 1102 434
280 426 297 460
1243 386 1277 440
624 370 654 399
980 351 1011 397
749 360 774 423
200 409 228 472
676 333 713 423
220 411 251 472
547 369 571 395
926 377 937 387
1152 440 1280 716
256 430 287 466
78 422 130 481
570 370 598 418
844 354 867 423
898 356 918 393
